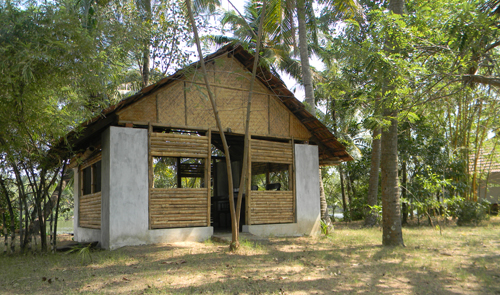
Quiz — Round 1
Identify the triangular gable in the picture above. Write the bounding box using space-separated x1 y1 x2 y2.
117 54 312 140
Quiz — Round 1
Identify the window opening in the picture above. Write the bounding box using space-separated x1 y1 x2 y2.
251 162 290 191
153 157 205 189
81 161 101 195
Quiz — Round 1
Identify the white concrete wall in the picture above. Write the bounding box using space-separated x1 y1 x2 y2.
73 168 101 243
106 127 149 249
101 126 213 249
243 144 321 236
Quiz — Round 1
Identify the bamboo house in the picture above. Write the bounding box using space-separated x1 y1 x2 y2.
67 44 352 249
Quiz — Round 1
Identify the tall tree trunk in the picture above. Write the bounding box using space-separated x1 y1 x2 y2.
365 127 381 227
379 0 405 247
186 0 238 250
0 176 16 253
235 0 267 231
380 108 404 246
339 165 347 221
296 0 315 115
319 168 328 221
52 161 68 253
401 159 408 225
141 0 152 87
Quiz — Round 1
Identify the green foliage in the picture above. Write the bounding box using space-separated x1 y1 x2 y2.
66 244 93 265
451 198 491 226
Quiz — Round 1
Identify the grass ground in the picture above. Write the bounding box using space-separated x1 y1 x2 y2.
0 217 499 294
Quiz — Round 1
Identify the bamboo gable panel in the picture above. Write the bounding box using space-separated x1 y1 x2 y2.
150 188 208 228
118 95 157 122
157 82 186 126
184 82 217 128
290 114 311 139
150 132 209 158
212 55 248 133
251 139 293 164
269 96 290 137
215 85 245 134
79 192 101 229
249 94 269 136
249 191 294 225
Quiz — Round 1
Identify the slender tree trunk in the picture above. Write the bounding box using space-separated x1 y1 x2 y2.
346 171 354 218
186 0 238 250
141 0 152 87
401 159 408 225
296 0 315 115
381 108 404 246
319 169 328 221
379 0 405 247
52 161 68 253
0 176 15 253
2 213 6 254
339 165 347 221
365 127 381 227
236 0 267 230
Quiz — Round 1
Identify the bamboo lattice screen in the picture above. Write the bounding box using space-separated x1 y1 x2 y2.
247 139 295 225
149 132 211 229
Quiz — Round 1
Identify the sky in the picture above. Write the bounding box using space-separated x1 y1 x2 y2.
212 0 326 103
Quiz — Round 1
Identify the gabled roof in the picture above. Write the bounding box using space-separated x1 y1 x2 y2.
62 44 353 164
470 140 500 174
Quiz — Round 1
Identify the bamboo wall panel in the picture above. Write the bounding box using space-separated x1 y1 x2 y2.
150 132 209 158
249 191 294 224
269 96 290 137
150 188 208 228
290 114 312 139
215 85 245 134
216 54 248 89
115 56 312 142
118 95 157 122
213 56 247 133
157 82 185 126
249 94 269 136
79 192 101 229
185 82 217 128
251 139 293 164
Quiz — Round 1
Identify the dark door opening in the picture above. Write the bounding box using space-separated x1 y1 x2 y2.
210 133 246 232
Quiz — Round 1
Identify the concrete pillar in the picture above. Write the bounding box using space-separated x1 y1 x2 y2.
102 126 149 249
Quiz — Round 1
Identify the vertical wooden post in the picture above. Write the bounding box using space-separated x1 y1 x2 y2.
79 167 83 227
266 163 270 186
90 164 94 194
148 123 153 229
177 157 182 188
207 129 211 227
291 138 296 223
156 94 159 123
246 138 252 225
184 81 188 126
267 95 271 135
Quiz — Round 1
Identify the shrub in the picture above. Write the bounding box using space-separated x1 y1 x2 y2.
455 199 490 226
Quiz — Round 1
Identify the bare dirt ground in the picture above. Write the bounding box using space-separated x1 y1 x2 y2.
1 217 499 294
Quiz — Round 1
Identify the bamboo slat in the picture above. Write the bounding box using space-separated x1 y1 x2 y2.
207 129 211 226
150 132 209 158
248 190 294 225
149 188 209 229
251 139 293 164
79 191 101 229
